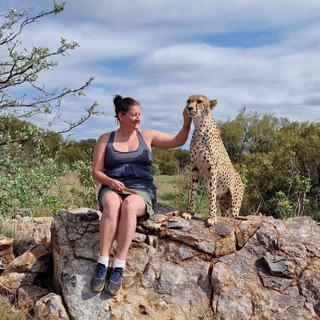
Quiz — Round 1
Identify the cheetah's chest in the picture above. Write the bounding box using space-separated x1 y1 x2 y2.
191 138 218 176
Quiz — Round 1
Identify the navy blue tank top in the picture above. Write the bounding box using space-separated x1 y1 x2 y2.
103 131 157 202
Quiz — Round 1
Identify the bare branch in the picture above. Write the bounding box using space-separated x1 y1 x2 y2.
0 2 65 46
0 77 94 111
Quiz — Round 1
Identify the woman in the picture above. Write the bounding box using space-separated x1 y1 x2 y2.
91 95 191 295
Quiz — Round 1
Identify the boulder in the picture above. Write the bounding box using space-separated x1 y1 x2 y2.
0 200 318 320
51 208 267 319
0 236 15 271
52 208 320 320
11 216 53 250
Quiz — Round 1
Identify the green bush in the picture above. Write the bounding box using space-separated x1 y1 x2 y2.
0 145 69 217
159 158 180 175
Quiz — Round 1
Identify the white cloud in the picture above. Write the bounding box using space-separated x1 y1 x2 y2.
60 1 320 30
1 0 320 141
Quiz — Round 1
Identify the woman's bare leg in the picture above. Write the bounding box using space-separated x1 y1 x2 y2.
115 194 146 260
99 191 122 256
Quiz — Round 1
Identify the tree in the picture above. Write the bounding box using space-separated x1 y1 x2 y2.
0 1 97 147
219 108 279 163
0 2 98 216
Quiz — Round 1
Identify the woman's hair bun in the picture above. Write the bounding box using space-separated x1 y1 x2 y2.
113 95 123 108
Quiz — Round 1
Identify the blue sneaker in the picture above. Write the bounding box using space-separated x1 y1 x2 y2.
105 267 124 295
91 263 107 292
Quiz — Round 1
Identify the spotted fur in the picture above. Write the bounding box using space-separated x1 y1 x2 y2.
182 95 244 226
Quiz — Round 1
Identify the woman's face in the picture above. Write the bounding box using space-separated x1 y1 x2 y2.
119 104 141 130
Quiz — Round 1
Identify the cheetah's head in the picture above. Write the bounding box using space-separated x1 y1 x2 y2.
185 95 217 119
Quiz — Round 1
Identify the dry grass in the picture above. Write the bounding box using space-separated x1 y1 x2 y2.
153 175 182 207
0 295 37 320
49 172 86 203
53 173 185 209
154 173 209 216
31 172 99 217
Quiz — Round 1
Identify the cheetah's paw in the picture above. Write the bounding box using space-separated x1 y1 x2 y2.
182 212 192 220
206 217 217 226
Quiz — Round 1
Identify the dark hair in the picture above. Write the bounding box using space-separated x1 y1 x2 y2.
113 95 140 120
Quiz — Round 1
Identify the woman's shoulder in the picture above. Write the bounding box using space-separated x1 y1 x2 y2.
139 130 154 140
140 129 158 138
139 130 154 149
97 131 112 144
140 129 167 141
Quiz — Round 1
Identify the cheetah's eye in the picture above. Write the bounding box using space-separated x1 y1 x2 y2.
197 100 202 104
187 99 190 104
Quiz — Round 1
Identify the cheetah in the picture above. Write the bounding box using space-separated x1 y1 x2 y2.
182 95 244 226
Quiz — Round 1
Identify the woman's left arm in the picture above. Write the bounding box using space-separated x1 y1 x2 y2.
144 109 192 149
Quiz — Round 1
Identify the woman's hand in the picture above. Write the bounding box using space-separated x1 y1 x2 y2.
108 178 125 192
143 107 192 149
183 108 192 128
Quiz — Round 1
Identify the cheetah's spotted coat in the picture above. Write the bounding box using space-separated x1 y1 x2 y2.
183 95 244 226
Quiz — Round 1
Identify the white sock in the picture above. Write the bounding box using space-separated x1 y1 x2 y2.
113 258 126 269
98 256 109 267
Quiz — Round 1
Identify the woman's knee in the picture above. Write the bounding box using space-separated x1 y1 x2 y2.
101 192 122 218
120 195 146 217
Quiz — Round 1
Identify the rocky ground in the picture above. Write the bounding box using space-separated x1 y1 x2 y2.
0 204 319 319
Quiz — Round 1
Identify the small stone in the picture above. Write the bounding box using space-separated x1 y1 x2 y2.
17 285 50 309
0 272 35 295
262 252 295 278
34 293 69 320
3 243 51 274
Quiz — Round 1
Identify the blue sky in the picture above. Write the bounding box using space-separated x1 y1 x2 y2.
1 0 320 142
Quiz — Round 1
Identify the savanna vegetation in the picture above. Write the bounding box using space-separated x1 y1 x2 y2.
219 109 320 221
1 110 320 222
155 109 320 222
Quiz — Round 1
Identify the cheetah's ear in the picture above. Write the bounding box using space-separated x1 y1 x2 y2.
210 99 217 109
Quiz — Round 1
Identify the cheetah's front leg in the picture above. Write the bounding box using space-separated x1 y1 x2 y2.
182 166 199 220
231 177 244 218
207 173 217 226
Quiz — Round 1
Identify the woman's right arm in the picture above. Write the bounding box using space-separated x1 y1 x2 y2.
91 133 125 192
